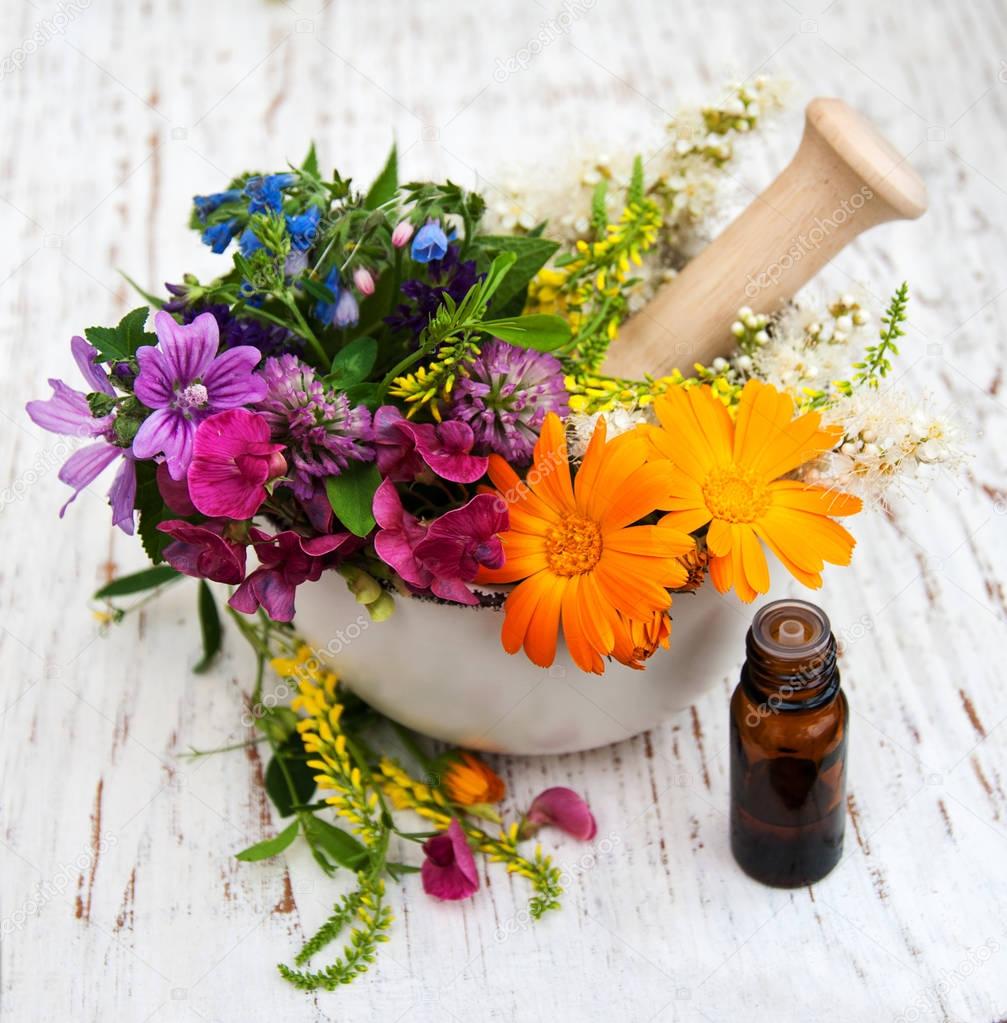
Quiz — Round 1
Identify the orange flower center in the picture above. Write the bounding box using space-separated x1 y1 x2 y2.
702 465 771 523
545 513 603 576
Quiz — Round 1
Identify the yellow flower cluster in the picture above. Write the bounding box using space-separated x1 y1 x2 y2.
388 342 483 421
377 757 564 917
529 198 662 366
285 647 383 844
565 363 742 415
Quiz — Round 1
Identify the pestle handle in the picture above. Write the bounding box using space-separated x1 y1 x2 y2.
603 97 928 379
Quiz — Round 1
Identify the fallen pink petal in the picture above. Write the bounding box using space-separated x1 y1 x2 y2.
524 787 597 841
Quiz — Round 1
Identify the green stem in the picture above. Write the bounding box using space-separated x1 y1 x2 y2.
282 294 329 366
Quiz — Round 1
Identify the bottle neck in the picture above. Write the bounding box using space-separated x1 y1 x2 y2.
742 630 839 712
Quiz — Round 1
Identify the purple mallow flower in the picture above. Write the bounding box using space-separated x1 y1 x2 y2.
255 355 373 500
131 311 267 480
411 219 449 263
449 339 569 463
164 288 298 359
26 336 137 534
229 527 353 622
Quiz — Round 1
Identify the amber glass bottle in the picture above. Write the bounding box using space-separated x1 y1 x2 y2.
730 599 848 887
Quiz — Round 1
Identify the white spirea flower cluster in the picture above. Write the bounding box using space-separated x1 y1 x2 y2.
567 407 651 460
813 387 965 503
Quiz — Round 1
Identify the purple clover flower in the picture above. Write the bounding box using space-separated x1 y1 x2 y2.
255 355 374 500
25 336 137 533
449 339 569 463
131 311 267 480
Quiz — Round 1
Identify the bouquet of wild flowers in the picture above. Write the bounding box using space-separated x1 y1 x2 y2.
27 79 964 989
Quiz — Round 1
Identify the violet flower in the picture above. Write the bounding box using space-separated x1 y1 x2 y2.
372 482 506 605
186 409 286 520
449 339 569 463
131 311 267 480
229 527 353 622
385 246 480 340
255 355 373 500
372 406 487 484
157 519 247 585
421 820 479 901
25 336 137 534
521 788 597 841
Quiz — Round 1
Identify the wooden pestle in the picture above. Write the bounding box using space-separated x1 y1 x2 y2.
603 97 928 379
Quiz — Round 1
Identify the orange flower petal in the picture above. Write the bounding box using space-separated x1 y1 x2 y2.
770 480 863 517
604 524 695 558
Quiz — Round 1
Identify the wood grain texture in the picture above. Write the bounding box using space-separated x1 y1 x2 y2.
1 0 1006 1020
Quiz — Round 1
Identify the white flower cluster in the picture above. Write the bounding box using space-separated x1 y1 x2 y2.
814 387 965 504
754 292 873 396
566 406 651 460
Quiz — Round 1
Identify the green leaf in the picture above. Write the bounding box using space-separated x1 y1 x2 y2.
94 565 179 600
481 313 571 352
85 306 155 362
265 741 317 818
235 821 299 862
298 276 337 305
325 463 381 537
301 142 320 178
117 271 166 309
192 581 222 674
302 816 369 870
477 235 559 315
328 336 377 388
133 460 172 564
364 144 398 209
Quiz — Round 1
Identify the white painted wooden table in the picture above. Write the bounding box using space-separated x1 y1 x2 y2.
2 1 1006 1020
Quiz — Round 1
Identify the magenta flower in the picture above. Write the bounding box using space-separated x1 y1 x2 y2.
156 462 197 516
372 482 507 605
229 527 353 621
372 406 488 484
521 788 597 841
25 336 137 534
421 820 479 902
157 520 247 584
186 409 286 520
372 479 430 589
413 495 508 603
132 311 267 479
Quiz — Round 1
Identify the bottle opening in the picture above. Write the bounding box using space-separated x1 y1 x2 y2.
750 599 832 661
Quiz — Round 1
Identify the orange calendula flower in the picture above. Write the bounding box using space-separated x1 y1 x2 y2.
443 752 506 805
477 412 694 674
612 610 671 670
648 379 863 602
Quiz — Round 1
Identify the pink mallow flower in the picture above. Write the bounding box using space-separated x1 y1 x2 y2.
372 481 507 605
157 520 247 585
186 409 286 520
372 406 488 484
421 820 479 902
229 527 353 622
131 311 267 480
521 788 597 841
